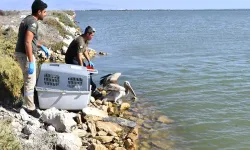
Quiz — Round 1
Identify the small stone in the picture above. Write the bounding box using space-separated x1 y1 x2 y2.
101 91 107 97
95 100 102 106
141 141 151 148
90 96 95 103
88 143 108 150
151 141 171 149
101 105 108 112
103 101 109 106
142 123 152 129
120 103 130 111
47 125 56 132
95 136 114 143
157 115 174 124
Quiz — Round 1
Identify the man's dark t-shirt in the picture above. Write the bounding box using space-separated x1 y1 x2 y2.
65 35 88 61
15 15 38 54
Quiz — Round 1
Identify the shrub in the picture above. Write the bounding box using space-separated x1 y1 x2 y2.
0 28 18 57
0 28 23 103
43 18 68 37
50 41 67 52
0 10 20 16
63 10 75 16
0 55 23 99
52 12 76 28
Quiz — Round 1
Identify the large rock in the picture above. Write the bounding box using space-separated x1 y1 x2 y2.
27 119 40 128
87 120 97 137
96 121 123 134
82 107 108 118
103 116 136 128
23 125 46 136
12 121 23 132
56 133 82 150
20 108 31 121
72 129 87 138
47 125 56 132
41 107 77 132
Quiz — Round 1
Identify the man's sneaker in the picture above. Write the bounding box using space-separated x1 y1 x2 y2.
22 107 41 118
28 109 41 118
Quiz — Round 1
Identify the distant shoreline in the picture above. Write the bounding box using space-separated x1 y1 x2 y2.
2 9 250 11
76 9 250 11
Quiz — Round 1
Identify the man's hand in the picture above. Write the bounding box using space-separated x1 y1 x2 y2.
88 61 94 67
28 62 35 74
41 45 49 58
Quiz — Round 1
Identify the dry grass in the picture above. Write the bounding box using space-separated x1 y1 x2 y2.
0 119 22 150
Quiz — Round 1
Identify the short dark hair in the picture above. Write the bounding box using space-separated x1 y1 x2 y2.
31 0 47 15
84 26 96 35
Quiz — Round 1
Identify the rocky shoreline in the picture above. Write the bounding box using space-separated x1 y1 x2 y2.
0 10 174 150
0 10 139 150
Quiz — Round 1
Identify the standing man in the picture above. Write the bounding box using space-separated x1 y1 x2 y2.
65 26 98 93
15 0 49 118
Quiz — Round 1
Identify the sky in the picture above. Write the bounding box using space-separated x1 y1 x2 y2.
1 0 250 10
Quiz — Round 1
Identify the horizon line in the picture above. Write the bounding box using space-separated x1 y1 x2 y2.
2 8 250 11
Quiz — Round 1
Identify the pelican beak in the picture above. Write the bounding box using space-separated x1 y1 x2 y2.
124 81 136 97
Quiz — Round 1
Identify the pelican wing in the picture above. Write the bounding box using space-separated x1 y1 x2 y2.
99 73 113 87
100 73 122 87
105 83 125 92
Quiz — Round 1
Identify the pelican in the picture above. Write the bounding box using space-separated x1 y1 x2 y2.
99 73 136 104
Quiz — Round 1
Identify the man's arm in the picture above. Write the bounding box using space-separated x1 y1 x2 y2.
83 49 91 63
77 52 84 66
37 42 42 48
25 30 34 62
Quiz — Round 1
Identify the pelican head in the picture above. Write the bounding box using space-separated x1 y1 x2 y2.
124 81 136 97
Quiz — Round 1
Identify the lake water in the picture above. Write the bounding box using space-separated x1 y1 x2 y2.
76 10 250 150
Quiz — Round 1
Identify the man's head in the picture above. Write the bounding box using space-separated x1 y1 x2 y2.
31 0 47 20
83 26 95 41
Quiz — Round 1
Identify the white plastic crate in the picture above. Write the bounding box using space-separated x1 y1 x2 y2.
36 63 91 110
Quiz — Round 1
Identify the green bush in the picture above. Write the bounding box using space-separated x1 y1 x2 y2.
0 28 23 101
43 18 68 37
50 41 67 52
63 10 75 16
52 12 76 28
0 28 18 57
0 119 22 150
0 55 23 99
